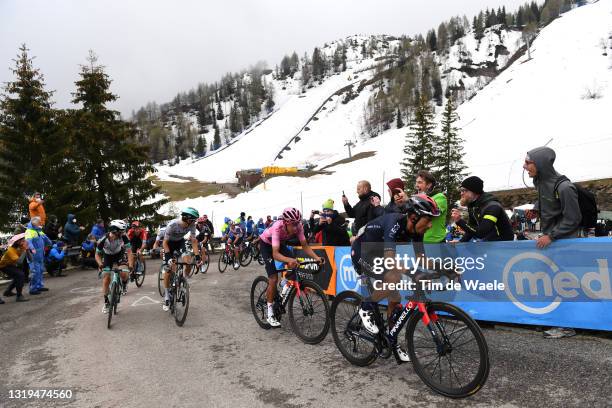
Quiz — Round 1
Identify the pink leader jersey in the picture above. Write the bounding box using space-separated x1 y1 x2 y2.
259 220 305 247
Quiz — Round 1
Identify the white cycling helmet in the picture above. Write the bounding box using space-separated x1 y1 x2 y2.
109 219 128 232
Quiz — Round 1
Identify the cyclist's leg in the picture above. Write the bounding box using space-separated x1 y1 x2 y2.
100 254 117 312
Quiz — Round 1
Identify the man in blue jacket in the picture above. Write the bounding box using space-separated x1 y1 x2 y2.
46 241 66 276
91 219 105 240
63 214 84 245
25 216 52 294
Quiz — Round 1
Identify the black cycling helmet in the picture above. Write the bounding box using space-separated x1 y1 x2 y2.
405 194 440 218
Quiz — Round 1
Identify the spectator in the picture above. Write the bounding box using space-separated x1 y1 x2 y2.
524 146 581 339
384 178 407 214
28 192 46 226
0 233 30 303
264 215 273 228
43 214 62 241
450 176 513 242
81 234 98 268
91 219 105 240
201 214 215 236
25 216 52 295
246 216 255 237
256 218 265 232
370 192 385 219
45 241 67 276
342 180 378 235
415 170 448 244
63 213 85 245
309 199 350 246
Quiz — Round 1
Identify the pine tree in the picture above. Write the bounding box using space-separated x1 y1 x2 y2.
216 98 224 120
426 29 437 52
64 51 166 224
396 107 404 128
213 123 221 150
0 44 60 227
195 136 207 157
435 96 466 207
229 101 242 134
401 96 436 188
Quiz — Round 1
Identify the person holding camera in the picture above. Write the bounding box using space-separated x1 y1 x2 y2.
384 178 408 214
28 192 46 226
309 199 350 246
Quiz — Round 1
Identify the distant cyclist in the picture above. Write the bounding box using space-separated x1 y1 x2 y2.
95 220 134 313
162 208 201 311
352 194 439 361
259 208 323 327
127 221 148 271
227 221 245 269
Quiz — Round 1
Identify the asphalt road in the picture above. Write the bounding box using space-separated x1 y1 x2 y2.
1 256 611 408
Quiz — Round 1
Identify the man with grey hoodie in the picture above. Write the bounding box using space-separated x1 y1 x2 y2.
524 146 581 249
524 146 581 339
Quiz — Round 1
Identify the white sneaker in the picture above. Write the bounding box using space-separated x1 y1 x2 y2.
102 303 110 314
358 307 379 334
162 300 170 312
122 286 128 295
267 315 281 328
234 262 240 269
395 345 411 362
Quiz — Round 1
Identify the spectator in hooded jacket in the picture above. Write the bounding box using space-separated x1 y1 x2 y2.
44 214 62 241
309 199 351 246
80 234 98 268
63 213 85 245
342 180 379 235
28 192 46 226
0 233 30 303
91 219 105 240
25 216 52 295
45 241 67 276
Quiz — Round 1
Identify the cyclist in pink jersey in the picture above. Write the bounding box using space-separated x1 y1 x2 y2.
259 207 323 327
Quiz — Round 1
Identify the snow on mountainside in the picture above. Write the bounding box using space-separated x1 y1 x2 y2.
157 1 612 230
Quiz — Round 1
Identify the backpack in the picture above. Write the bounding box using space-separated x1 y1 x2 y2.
554 176 598 228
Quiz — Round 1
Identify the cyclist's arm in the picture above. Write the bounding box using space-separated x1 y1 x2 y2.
271 245 296 265
95 250 103 269
298 238 323 263
95 239 105 269
191 237 200 256
124 237 134 269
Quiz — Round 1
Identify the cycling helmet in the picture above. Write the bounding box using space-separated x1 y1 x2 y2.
181 207 199 220
109 219 128 232
280 207 302 223
224 217 231 223
131 221 141 228
197 216 206 223
406 194 440 218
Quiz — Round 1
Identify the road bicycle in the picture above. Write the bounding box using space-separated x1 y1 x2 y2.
330 269 489 398
218 242 240 273
250 260 330 344
105 267 128 329
164 250 190 327
131 253 146 287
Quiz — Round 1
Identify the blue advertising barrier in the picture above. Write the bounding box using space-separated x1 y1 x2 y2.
334 238 612 331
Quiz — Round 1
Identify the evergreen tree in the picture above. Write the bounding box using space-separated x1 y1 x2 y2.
195 136 207 157
400 96 436 187
64 51 166 224
301 53 312 89
437 23 449 52
435 96 466 207
229 101 242 134
426 29 437 52
0 44 59 227
213 122 221 150
216 98 224 120
396 107 404 128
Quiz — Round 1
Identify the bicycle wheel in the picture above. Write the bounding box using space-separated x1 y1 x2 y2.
330 290 378 367
288 280 330 344
174 277 190 327
250 276 271 329
107 281 116 329
113 283 120 315
218 252 228 273
240 246 253 267
158 264 165 297
135 258 146 287
406 302 490 398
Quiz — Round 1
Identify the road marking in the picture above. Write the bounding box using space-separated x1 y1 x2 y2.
131 296 161 307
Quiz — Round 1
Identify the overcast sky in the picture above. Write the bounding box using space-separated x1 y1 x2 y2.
1 0 531 117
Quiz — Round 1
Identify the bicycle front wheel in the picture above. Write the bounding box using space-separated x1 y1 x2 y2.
218 253 228 273
174 277 190 327
135 259 146 287
240 247 253 267
107 281 116 329
288 280 330 344
250 276 271 329
330 290 378 367
406 302 490 398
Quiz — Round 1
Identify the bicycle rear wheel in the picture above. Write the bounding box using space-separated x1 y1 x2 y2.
174 277 190 327
218 252 228 273
135 259 146 287
158 264 165 297
406 302 490 398
250 276 271 329
330 290 378 367
288 280 330 344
